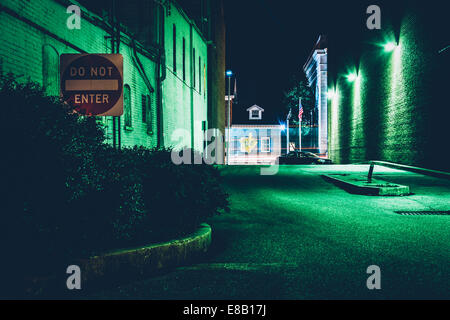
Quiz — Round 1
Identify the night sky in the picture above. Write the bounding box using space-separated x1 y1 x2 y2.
223 0 410 121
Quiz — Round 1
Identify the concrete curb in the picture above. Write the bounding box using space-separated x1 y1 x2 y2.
77 223 212 285
370 161 450 180
322 174 410 196
26 223 212 295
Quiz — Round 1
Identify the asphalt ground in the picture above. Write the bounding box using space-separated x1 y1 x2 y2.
87 164 450 299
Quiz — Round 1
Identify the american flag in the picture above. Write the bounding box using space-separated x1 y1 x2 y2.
298 98 304 121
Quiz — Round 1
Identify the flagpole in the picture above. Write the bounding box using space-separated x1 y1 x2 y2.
227 73 231 165
299 98 302 152
286 118 289 154
286 110 290 154
299 120 301 152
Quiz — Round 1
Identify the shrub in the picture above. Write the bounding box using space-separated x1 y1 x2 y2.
141 148 229 240
0 75 106 273
0 75 229 295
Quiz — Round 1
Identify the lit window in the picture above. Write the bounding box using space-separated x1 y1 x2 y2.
247 105 264 120
249 109 262 120
261 137 271 153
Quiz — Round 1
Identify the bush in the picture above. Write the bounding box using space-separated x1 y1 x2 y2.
0 75 229 294
0 75 107 277
141 148 229 240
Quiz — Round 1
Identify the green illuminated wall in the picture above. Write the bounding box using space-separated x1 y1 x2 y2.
328 6 447 171
0 0 209 152
163 3 208 152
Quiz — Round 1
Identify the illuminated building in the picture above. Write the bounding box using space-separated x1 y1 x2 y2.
226 103 283 165
303 35 328 156
0 0 225 153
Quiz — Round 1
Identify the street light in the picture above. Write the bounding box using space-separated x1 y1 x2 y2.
226 70 233 165
286 108 292 154
327 89 335 99
347 72 358 82
384 42 397 52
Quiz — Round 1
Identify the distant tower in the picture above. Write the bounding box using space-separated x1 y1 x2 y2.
303 35 328 155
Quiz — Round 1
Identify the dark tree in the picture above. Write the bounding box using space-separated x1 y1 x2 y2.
282 72 315 125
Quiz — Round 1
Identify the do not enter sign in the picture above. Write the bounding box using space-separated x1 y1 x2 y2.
60 54 123 116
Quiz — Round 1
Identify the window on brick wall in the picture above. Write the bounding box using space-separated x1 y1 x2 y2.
182 37 186 81
124 84 132 128
147 93 153 134
142 94 148 123
193 48 196 88
142 93 153 134
173 24 177 73
42 45 59 96
204 63 206 97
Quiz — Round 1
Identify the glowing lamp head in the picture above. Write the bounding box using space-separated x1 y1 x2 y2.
327 90 335 99
347 73 357 82
226 70 233 77
384 42 397 52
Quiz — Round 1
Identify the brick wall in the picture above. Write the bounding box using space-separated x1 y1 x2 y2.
328 4 448 171
0 0 210 152
163 2 208 152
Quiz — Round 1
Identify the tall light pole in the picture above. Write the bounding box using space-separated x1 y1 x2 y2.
310 109 313 150
226 70 233 165
299 98 303 153
286 108 291 154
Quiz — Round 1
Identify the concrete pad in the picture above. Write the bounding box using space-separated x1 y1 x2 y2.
323 174 410 196
86 165 450 299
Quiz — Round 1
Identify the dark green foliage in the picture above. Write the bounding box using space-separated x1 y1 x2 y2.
0 75 229 292
282 72 315 125
141 149 230 240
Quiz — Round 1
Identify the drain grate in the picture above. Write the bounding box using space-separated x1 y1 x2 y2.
395 211 450 216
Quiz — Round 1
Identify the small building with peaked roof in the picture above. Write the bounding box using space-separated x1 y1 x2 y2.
226 103 284 165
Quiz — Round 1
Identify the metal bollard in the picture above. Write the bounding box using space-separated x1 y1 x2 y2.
368 163 375 183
